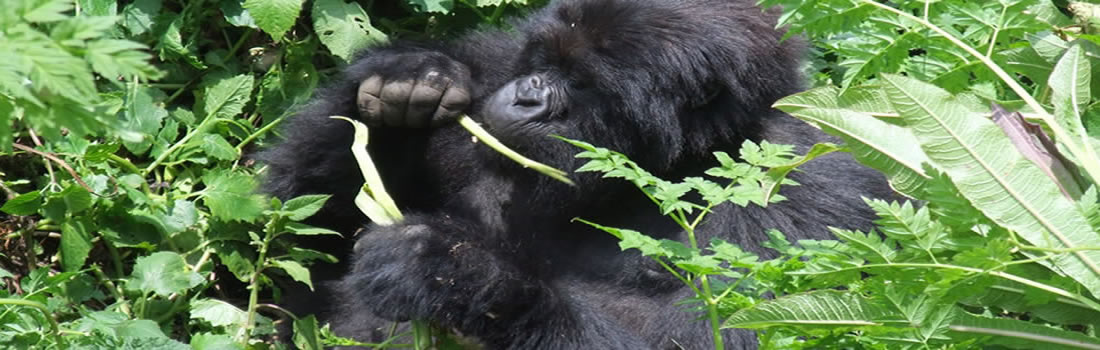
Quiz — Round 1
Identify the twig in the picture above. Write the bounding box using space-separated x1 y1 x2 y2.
11 143 97 196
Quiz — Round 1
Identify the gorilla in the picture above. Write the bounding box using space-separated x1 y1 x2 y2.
259 0 896 348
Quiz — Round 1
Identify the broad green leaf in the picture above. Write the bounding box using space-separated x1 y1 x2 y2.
272 259 313 290
774 103 931 197
881 74 1100 295
724 290 893 329
220 0 257 28
407 0 454 13
312 0 387 62
60 220 93 272
201 169 265 222
128 251 203 296
200 133 239 160
244 0 303 41
282 194 330 221
78 0 118 16
949 311 1100 349
190 299 248 327
162 199 199 234
293 315 323 350
120 0 162 35
1048 42 1100 181
200 74 254 120
120 87 167 155
191 333 243 350
0 191 42 215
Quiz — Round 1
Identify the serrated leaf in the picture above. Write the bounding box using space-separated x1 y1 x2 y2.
120 87 167 155
128 252 203 296
190 299 248 327
120 0 162 35
882 74 1100 296
272 260 313 290
285 222 341 236
244 0 303 41
86 39 161 80
293 315 323 350
22 0 74 23
312 0 387 62
60 220 93 272
201 74 254 120
201 169 265 222
949 310 1100 349
724 290 892 329
775 88 932 197
282 194 330 221
200 133 239 160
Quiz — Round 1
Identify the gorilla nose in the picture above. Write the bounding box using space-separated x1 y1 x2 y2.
514 76 548 107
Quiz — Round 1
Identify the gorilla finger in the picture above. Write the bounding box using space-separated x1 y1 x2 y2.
406 84 444 128
379 80 414 127
357 76 384 124
432 86 471 126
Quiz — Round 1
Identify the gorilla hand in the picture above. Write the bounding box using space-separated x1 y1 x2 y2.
340 217 542 328
356 52 472 128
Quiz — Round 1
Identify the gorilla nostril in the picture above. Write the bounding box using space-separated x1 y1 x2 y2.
528 76 543 89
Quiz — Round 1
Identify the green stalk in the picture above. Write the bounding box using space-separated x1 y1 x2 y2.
458 116 574 186
242 225 275 344
0 298 64 346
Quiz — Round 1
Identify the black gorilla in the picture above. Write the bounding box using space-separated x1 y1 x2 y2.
260 0 895 348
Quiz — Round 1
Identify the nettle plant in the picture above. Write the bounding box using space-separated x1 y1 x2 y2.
560 0 1100 349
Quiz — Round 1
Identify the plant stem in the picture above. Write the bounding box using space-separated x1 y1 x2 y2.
0 298 64 346
242 225 274 344
144 116 216 175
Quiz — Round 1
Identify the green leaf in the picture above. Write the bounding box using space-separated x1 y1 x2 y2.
200 133 239 160
272 259 313 290
86 39 161 80
190 298 248 327
221 0 258 28
407 0 454 13
200 74 254 120
128 252 203 296
949 310 1100 349
120 0 162 35
882 74 1100 296
282 194 330 221
312 0 387 62
120 87 167 155
190 333 243 350
285 222 341 236
201 169 265 222
293 315 323 350
60 220 93 272
775 87 932 197
1 191 42 215
244 0 304 41
21 0 74 23
724 290 892 329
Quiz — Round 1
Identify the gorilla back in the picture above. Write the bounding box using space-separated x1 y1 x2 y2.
259 0 896 348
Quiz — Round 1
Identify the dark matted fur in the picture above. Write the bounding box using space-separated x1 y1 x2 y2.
259 0 895 348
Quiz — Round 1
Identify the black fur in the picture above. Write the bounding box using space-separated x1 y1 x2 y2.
259 0 896 348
